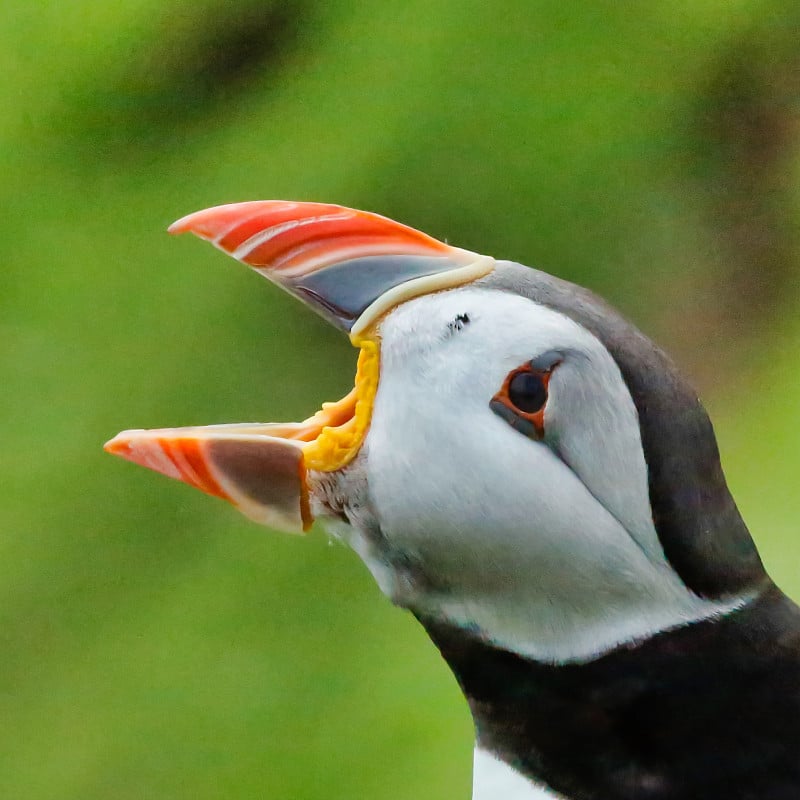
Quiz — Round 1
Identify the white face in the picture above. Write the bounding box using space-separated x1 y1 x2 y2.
312 287 745 663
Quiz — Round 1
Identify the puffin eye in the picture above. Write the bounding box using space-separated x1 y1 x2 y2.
508 371 547 414
490 359 559 440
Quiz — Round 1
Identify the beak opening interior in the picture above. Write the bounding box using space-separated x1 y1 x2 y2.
104 339 380 533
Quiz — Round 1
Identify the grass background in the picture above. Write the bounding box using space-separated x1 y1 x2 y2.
2 2 799 797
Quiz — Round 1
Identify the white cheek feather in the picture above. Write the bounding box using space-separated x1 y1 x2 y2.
356 288 748 663
545 355 661 563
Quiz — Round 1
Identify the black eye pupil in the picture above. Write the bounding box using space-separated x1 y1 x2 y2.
508 371 547 414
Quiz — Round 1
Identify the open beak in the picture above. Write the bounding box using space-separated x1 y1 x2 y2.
104 201 494 533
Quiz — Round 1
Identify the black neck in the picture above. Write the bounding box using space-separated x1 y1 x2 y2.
418 586 800 800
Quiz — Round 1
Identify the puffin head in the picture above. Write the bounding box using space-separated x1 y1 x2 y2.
106 202 768 664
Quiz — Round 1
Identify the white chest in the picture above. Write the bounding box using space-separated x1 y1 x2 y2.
472 748 568 800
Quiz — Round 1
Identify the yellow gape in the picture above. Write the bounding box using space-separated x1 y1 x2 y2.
300 338 380 473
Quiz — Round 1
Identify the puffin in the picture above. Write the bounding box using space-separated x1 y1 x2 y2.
105 201 800 800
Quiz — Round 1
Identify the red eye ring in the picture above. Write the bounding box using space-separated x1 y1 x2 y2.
490 363 554 439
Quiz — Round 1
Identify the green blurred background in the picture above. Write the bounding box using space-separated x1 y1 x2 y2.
2 2 800 797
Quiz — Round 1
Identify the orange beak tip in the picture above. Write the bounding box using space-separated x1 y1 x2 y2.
104 433 133 458
102 431 183 484
167 202 267 238
167 215 195 236
167 207 217 236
